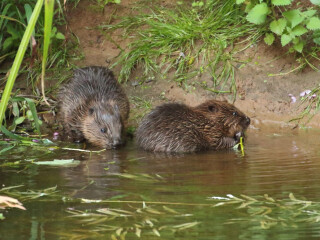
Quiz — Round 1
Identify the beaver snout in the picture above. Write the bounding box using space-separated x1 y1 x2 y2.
111 138 123 149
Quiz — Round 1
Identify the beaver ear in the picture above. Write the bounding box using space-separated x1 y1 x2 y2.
208 105 217 112
89 108 94 115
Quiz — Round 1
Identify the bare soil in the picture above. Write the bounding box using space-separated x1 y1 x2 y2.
64 0 320 131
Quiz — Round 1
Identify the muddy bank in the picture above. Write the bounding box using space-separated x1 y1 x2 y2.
64 0 320 131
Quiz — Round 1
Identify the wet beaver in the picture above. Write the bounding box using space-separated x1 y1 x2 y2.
136 100 250 153
58 66 130 149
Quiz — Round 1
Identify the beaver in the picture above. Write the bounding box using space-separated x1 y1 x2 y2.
58 66 130 149
136 100 250 153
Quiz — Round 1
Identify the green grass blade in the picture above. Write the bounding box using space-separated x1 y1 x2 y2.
0 126 22 140
25 98 41 136
0 0 43 129
41 0 54 106
0 4 13 30
0 15 26 28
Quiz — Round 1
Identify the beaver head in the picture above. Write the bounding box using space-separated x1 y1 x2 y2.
194 100 250 148
81 102 124 149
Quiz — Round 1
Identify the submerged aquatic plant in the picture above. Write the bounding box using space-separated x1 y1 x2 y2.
0 185 60 202
67 202 200 239
210 193 320 229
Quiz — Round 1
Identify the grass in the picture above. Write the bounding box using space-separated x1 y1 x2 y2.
101 0 262 95
0 0 82 138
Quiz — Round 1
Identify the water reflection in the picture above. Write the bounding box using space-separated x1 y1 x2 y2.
1 128 320 239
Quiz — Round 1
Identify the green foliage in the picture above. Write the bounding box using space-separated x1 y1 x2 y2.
102 0 261 95
0 0 44 130
246 3 269 25
5 97 42 133
237 0 320 54
271 0 292 6
264 33 275 45
0 0 65 62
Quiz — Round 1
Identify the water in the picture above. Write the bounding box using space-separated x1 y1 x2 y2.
1 128 320 239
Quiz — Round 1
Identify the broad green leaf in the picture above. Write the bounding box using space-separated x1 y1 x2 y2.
292 25 308 36
303 10 317 18
55 32 65 40
293 41 304 52
236 0 245 4
313 30 320 44
264 33 275 45
25 98 41 135
246 3 269 25
270 18 287 35
281 34 292 46
271 0 292 6
3 37 13 50
310 0 320 5
26 109 33 120
307 17 320 30
283 10 304 28
12 102 19 117
14 116 25 125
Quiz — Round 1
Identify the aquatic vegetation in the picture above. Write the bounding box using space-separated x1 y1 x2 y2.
110 173 164 183
33 159 81 167
210 193 320 229
67 202 199 239
0 185 60 202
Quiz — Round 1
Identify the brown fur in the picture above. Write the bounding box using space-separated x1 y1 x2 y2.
136 100 250 153
58 66 130 149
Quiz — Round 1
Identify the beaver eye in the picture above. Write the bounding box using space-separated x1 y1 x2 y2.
208 105 215 112
89 108 94 115
100 128 106 133
232 112 238 116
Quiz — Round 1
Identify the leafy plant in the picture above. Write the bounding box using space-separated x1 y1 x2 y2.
0 0 55 132
237 0 320 53
0 0 65 62
5 96 42 133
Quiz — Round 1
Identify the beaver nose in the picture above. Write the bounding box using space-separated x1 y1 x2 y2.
111 138 123 149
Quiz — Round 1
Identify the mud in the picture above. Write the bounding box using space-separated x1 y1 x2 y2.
64 0 320 131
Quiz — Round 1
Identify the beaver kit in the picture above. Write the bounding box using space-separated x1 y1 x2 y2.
58 66 130 149
136 100 250 153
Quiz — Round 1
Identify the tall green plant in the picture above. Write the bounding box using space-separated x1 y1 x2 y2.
0 0 54 132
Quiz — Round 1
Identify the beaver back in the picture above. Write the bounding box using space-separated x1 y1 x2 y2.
136 100 250 153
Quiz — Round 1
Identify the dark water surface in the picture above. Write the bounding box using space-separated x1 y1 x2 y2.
1 128 320 239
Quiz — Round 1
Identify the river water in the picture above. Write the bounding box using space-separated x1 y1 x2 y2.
1 127 320 239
